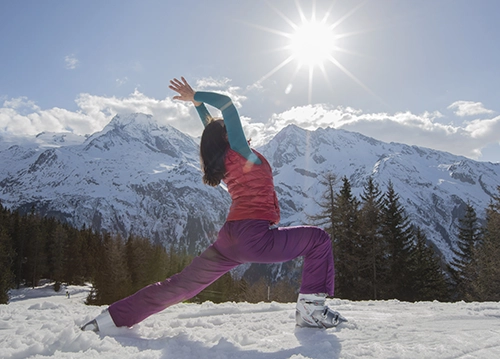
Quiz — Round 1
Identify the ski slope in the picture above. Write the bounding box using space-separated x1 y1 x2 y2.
1 283 500 359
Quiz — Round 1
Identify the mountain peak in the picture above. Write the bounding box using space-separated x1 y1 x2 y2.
85 113 164 143
82 112 199 161
107 113 158 131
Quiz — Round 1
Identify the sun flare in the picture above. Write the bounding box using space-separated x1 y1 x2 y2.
251 1 372 104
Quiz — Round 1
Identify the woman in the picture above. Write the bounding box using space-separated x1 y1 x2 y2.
81 77 345 333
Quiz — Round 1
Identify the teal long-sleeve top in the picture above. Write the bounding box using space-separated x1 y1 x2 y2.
194 91 261 165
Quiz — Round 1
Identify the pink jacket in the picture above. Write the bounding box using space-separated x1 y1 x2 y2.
223 149 280 224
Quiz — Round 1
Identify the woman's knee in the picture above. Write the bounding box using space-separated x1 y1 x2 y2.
314 228 333 256
311 227 331 244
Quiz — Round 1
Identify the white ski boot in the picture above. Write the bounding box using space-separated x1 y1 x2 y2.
81 309 116 333
296 293 347 328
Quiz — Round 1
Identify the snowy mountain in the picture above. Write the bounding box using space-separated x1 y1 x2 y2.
0 114 230 254
260 125 500 262
1 114 499 263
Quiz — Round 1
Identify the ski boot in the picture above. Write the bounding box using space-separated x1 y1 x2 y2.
81 309 116 333
296 293 347 328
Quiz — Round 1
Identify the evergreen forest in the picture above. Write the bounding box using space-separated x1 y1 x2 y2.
0 178 499 305
309 175 500 302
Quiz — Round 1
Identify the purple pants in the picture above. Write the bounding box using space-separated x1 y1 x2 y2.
108 219 334 327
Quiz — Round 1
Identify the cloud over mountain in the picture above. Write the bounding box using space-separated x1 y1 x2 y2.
1 90 500 162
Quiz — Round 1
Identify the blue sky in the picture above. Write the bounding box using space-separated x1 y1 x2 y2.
1 0 500 162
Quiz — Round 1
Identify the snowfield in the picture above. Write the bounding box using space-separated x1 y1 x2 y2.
1 283 500 359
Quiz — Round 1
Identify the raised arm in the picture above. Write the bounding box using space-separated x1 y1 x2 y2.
169 77 212 127
194 103 212 127
192 92 251 157
170 77 260 164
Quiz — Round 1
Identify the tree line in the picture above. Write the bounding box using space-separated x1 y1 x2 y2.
1 177 499 305
310 173 500 302
0 204 296 305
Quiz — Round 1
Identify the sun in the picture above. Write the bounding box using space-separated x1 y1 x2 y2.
251 1 372 103
288 20 337 68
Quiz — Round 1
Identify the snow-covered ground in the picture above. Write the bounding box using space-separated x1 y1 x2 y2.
1 283 500 359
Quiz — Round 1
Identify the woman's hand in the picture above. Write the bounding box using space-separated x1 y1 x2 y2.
169 77 202 106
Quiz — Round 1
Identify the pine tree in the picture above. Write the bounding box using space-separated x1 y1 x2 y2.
245 277 269 303
0 211 15 303
63 226 86 285
87 234 130 305
125 235 151 293
80 225 100 281
380 181 415 300
0 229 14 304
10 211 25 289
49 224 66 291
167 245 192 277
309 173 363 299
23 212 47 288
358 177 385 300
235 278 249 302
308 171 338 239
471 187 500 301
146 243 169 284
449 202 482 300
269 279 298 303
333 176 361 299
195 272 235 304
408 228 450 301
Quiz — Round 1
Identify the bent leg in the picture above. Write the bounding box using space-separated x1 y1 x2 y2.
216 220 334 296
264 226 334 296
108 245 239 327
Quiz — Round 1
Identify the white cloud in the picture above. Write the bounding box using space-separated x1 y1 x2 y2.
196 77 232 89
0 90 206 142
1 97 92 137
448 101 494 117
465 116 500 141
1 91 499 161
64 54 79 70
251 104 500 160
2 96 39 112
74 89 202 135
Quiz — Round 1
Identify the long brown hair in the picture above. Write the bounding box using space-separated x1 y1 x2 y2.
200 119 229 186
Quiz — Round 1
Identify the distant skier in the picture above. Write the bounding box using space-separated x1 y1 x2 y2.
81 77 346 333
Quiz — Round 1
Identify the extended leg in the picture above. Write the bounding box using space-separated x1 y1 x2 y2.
108 246 239 328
